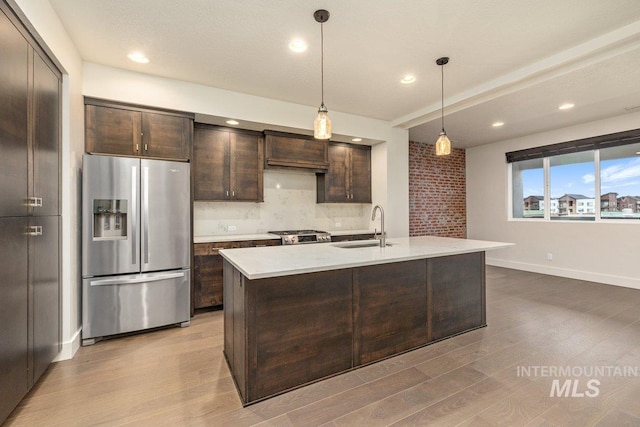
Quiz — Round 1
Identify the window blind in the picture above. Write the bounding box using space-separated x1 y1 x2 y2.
505 128 640 163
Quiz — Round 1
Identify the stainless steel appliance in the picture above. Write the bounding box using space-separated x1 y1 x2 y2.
269 229 331 245
82 155 191 345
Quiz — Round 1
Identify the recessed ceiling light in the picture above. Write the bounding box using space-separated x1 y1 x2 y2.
288 38 307 53
558 103 575 110
352 137 362 142
225 119 239 126
127 52 149 64
492 121 504 127
400 74 416 84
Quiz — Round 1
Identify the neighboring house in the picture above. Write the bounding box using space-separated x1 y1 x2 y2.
576 198 595 214
601 192 618 211
617 195 640 213
522 196 559 214
523 195 543 210
557 194 590 215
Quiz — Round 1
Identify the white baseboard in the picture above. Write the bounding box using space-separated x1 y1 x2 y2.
53 327 81 362
486 257 640 290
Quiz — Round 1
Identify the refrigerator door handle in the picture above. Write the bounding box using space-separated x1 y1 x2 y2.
131 165 137 265
142 166 149 264
89 272 185 286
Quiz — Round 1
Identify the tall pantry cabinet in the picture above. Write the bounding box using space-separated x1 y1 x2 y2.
0 2 61 423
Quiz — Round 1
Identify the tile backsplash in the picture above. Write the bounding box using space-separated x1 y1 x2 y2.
194 169 371 235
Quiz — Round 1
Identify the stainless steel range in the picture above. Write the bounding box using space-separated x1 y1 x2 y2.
269 229 331 245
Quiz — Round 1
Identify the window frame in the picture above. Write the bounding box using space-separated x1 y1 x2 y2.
508 142 640 223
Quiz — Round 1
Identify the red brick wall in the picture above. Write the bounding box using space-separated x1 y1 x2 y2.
409 141 466 238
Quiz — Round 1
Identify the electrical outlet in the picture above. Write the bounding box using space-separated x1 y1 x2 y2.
335 222 342 228
547 253 553 261
227 225 237 231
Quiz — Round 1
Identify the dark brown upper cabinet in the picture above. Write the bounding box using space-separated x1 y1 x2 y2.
317 143 371 203
84 98 193 161
264 130 329 172
193 124 264 202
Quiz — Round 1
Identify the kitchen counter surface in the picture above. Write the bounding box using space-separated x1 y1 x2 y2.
220 236 513 279
193 233 280 244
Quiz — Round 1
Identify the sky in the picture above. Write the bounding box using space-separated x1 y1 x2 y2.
522 157 640 199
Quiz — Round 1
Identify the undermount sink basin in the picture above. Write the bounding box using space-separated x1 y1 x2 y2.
333 240 394 249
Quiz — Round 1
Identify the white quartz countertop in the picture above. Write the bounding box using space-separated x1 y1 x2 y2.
194 233 281 243
220 236 514 280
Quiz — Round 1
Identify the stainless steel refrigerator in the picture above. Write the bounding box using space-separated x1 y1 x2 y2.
82 155 190 345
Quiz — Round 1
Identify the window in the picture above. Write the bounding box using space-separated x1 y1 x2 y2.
511 158 543 218
550 151 595 221
599 142 640 219
507 129 640 222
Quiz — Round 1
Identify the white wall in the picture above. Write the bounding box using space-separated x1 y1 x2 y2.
467 111 640 289
82 63 410 237
13 0 85 359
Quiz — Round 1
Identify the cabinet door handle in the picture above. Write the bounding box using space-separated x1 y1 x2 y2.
136 143 139 151
226 190 229 197
144 143 148 151
232 190 235 198
26 197 43 207
26 225 43 236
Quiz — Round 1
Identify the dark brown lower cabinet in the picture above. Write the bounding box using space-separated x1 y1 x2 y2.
30 216 61 383
0 216 60 422
353 260 427 365
194 247 224 308
193 239 280 310
0 218 29 421
427 252 485 342
249 269 353 400
224 251 486 406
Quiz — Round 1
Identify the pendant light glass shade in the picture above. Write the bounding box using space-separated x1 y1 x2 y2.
435 131 451 156
435 56 451 156
313 10 331 140
314 103 331 139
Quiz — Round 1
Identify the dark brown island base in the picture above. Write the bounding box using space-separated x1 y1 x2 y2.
220 236 512 406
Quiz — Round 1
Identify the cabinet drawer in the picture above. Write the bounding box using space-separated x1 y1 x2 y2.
193 241 234 255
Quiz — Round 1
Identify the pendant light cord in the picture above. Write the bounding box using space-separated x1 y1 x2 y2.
321 22 325 107
440 63 444 132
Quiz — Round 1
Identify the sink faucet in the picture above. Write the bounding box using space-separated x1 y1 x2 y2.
371 205 386 247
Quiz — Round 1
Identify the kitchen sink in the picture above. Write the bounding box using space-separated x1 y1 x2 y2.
333 240 394 249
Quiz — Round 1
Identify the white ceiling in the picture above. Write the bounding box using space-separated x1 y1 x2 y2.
49 0 640 148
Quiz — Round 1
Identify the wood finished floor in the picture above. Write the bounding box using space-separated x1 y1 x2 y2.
6 266 640 426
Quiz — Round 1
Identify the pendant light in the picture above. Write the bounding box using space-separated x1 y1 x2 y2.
435 56 451 156
313 9 331 140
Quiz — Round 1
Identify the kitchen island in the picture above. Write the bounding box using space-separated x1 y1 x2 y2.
220 236 512 405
